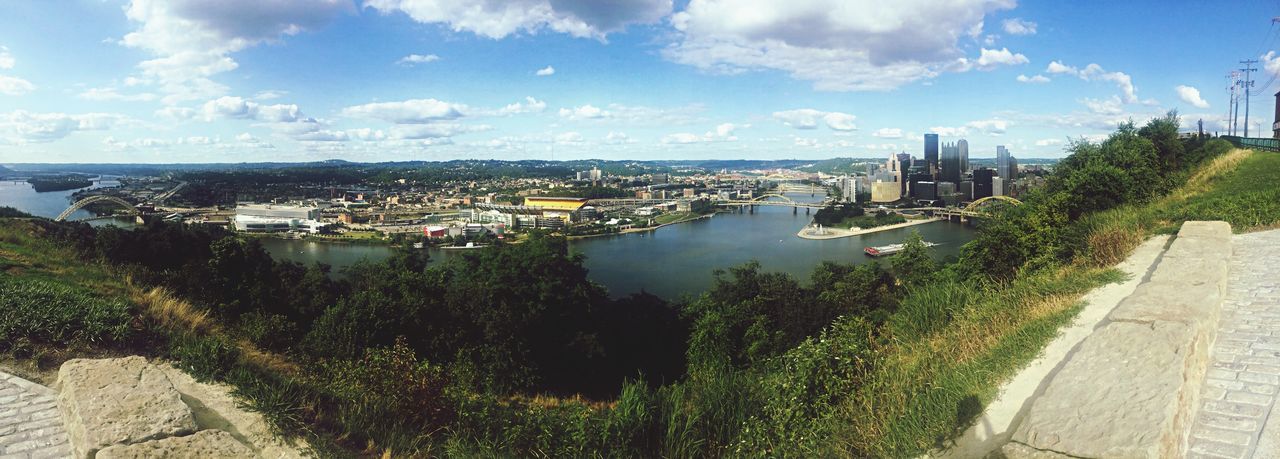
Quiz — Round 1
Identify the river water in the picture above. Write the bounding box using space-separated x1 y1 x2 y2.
0 178 133 224
1 184 975 300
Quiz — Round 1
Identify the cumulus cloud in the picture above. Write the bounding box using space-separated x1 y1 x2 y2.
604 131 635 144
536 65 555 76
663 0 1016 91
364 0 672 41
391 123 491 139
492 97 547 115
1016 74 1049 84
559 104 609 120
555 131 584 144
872 127 903 138
1175 85 1210 109
155 106 196 120
120 0 353 104
342 98 466 123
201 96 311 123
929 118 1009 137
1045 60 1138 103
397 53 440 65
1035 138 1062 146
973 47 1028 69
0 75 35 96
1 110 129 143
660 122 741 144
1001 18 1036 35
773 109 857 131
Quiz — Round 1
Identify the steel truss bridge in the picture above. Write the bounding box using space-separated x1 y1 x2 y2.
55 181 190 222
716 193 829 209
905 195 1024 220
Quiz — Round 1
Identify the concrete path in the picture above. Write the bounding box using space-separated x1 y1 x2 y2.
0 372 72 458
1191 229 1280 459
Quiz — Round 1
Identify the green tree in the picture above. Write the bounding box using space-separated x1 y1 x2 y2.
891 230 936 286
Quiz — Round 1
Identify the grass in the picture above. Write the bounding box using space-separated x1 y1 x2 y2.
837 148 1280 456
843 267 1123 456
1078 148 1280 266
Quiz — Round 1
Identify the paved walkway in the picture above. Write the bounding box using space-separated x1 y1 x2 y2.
1191 230 1280 459
0 372 71 459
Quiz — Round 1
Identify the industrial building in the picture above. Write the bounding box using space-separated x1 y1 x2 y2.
233 203 329 233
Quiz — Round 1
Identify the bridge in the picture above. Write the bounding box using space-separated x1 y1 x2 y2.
892 196 1024 220
774 183 825 195
55 181 189 222
717 193 829 210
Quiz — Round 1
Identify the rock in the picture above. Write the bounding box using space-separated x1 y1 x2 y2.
56 356 198 458
96 430 255 459
159 365 309 458
1000 441 1074 458
1008 321 1208 458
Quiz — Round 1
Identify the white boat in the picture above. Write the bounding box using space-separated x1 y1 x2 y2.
864 241 938 257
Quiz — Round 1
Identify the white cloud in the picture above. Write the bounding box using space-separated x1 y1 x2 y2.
555 131 584 144
0 75 35 96
397 53 440 65
928 118 1009 137
872 127 903 139
79 87 158 102
0 46 13 70
662 132 702 144
604 131 636 144
391 123 491 140
1035 138 1062 147
974 47 1028 69
120 0 353 104
794 137 819 147
364 0 672 40
1045 60 1077 75
773 109 856 131
253 90 286 100
155 106 196 120
1 110 129 143
663 0 1016 91
822 112 858 131
1016 74 1049 84
493 96 547 115
1045 60 1138 103
1001 18 1036 35
1175 85 1210 109
1081 96 1124 115
536 65 555 76
559 104 609 120
342 98 466 123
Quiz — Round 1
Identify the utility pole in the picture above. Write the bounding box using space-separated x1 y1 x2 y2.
1241 59 1259 137
1228 71 1240 136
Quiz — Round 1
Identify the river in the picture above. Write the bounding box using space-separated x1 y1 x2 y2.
259 194 976 300
0 177 135 225
0 183 975 300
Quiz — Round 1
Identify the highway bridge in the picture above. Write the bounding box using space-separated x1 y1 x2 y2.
55 181 193 222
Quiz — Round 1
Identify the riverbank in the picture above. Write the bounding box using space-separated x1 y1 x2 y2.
566 212 715 240
795 217 945 240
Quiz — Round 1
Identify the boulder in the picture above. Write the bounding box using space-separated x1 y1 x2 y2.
96 430 255 459
56 356 198 458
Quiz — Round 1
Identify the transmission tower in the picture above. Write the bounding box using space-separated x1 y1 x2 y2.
1241 59 1258 137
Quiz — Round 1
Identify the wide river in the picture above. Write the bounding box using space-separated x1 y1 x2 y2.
1 183 974 300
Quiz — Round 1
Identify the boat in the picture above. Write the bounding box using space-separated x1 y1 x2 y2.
864 241 939 257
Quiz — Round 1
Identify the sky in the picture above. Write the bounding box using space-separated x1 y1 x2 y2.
1 0 1279 163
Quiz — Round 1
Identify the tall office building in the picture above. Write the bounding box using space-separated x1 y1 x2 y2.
992 177 1005 197
924 134 940 175
940 141 962 184
973 168 994 199
839 175 857 202
958 139 969 173
996 145 1009 177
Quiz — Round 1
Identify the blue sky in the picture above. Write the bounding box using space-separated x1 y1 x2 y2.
0 0 1277 163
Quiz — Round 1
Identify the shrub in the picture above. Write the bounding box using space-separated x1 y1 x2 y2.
0 275 133 351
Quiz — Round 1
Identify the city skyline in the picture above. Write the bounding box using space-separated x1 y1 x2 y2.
0 0 1276 163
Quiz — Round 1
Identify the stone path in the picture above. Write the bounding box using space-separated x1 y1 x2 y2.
1191 230 1280 459
0 372 72 459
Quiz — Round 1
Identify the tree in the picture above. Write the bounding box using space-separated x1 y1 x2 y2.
891 230 936 286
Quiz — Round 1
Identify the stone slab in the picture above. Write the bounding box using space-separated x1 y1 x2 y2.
56 356 198 458
95 429 255 459
1008 321 1208 458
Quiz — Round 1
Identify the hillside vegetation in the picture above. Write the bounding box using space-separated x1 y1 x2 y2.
3 113 1280 457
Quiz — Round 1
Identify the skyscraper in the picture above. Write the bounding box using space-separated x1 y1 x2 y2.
924 134 939 174
973 168 994 199
996 145 1009 178
940 141 962 184
958 139 969 173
